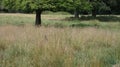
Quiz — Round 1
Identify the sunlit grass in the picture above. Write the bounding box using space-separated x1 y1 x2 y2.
0 13 120 29
0 13 120 67
0 25 120 67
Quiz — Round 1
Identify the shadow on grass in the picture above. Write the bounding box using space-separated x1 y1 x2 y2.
65 15 120 22
43 22 99 28
70 23 100 27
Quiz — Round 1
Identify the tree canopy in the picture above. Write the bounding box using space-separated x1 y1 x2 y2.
55 0 91 18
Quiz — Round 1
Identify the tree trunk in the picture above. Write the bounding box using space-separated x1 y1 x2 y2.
35 9 42 26
74 8 79 18
92 9 97 18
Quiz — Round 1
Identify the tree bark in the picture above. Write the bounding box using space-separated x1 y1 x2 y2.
92 9 97 18
90 0 97 18
74 8 79 18
35 9 42 26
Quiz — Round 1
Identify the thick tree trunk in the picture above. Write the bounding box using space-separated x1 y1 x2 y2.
35 9 42 26
74 8 79 18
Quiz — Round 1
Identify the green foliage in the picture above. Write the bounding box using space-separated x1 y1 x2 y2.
57 0 91 12
74 0 92 12
2 0 57 12
1 0 120 14
28 0 56 10
89 0 120 15
2 0 20 12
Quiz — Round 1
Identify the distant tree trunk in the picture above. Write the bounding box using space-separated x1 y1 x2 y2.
74 8 79 18
92 9 97 17
90 0 97 18
35 9 42 26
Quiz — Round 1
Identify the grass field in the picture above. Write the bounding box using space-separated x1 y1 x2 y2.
0 13 120 29
0 13 120 67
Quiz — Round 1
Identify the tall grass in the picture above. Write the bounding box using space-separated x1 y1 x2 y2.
0 25 120 67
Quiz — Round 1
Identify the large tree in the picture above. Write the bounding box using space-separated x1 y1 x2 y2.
73 0 91 18
2 0 56 26
105 0 120 14
90 0 103 17
89 0 119 17
55 0 91 18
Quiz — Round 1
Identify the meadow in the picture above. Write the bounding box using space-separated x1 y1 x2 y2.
0 13 120 67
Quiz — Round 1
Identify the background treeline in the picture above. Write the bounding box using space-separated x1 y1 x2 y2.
0 0 120 15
